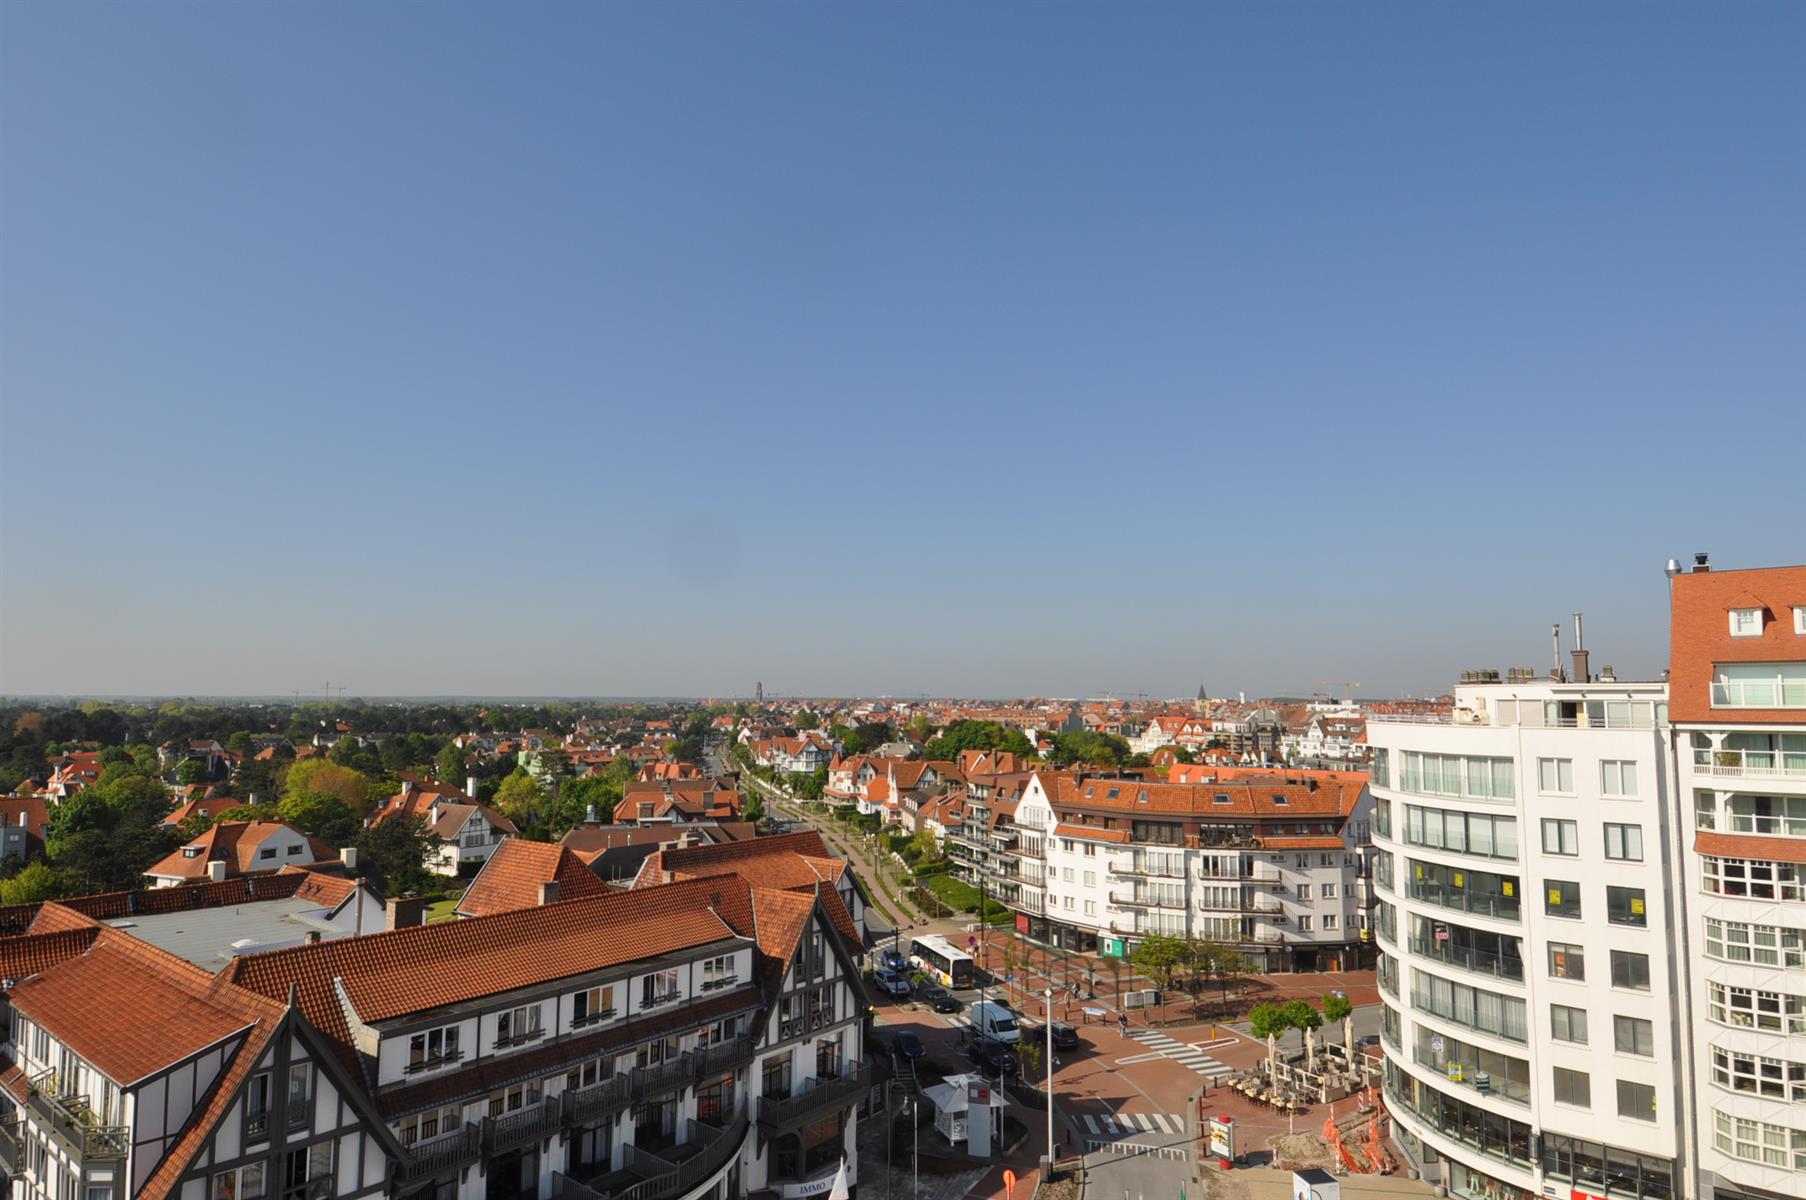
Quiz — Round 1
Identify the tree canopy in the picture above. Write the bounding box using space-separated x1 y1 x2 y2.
924 720 1033 761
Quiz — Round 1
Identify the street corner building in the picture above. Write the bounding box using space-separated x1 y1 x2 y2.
1368 560 1806 1200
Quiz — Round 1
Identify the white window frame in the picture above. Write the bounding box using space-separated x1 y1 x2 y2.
1541 818 1580 856
1730 608 1764 637
1600 760 1638 798
1604 823 1644 862
1538 758 1574 795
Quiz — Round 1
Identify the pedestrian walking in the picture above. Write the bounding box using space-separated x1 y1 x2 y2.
1118 1012 1129 1038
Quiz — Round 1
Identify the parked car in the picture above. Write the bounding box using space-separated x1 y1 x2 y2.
879 948 908 973
1049 1021 1081 1051
966 1036 1020 1078
923 986 962 1013
892 1031 926 1060
873 971 911 999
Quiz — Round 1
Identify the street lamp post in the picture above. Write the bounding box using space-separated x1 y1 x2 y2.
1043 986 1056 1170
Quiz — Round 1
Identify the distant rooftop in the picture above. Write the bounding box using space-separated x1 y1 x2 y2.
103 889 370 967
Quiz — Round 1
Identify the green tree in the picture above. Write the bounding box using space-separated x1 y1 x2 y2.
923 721 1034 761
226 731 255 755
176 758 210 786
742 793 766 826
278 791 359 845
1129 933 1189 1020
493 769 542 827
794 710 819 731
1248 1003 1286 1074
842 723 895 756
0 861 70 905
436 742 469 788
1323 991 1355 1063
1047 731 1132 768
354 816 437 896
45 765 176 893
283 760 375 819
1280 999 1322 1058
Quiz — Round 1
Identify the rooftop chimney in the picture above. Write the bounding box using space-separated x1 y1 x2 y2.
207 860 228 883
585 804 598 825
1551 623 1565 682
538 881 561 906
339 846 358 871
467 775 479 800
386 895 425 930
1570 613 1590 684
1694 552 1711 573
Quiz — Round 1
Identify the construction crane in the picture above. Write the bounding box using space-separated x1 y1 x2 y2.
1318 680 1363 705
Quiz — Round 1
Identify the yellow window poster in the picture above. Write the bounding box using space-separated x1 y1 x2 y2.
1502 881 1514 896
1548 887 1562 905
1631 896 1646 914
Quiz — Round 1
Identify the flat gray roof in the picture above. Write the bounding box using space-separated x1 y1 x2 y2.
106 894 355 967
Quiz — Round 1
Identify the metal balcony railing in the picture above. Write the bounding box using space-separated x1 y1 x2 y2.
1408 937 1525 983
398 1121 482 1181
1405 882 1520 923
756 1065 870 1133
483 1096 561 1155
563 1074 634 1126
26 1070 129 1160
1109 889 1184 910
615 1112 749 1200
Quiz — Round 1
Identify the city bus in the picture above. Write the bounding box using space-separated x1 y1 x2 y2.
908 934 975 989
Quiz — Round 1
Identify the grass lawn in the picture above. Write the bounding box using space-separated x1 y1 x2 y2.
425 899 458 924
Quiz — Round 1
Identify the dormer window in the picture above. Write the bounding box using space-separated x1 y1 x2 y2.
1273 795 1289 807
1795 607 1806 636
183 846 203 858
1730 608 1764 637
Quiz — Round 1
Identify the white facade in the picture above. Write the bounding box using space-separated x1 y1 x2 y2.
1369 680 1684 1200
1008 774 1373 970
1673 718 1806 1198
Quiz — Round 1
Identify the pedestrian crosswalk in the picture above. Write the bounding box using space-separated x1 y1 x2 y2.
1084 1141 1189 1162
1124 1029 1232 1081
1079 1112 1187 1137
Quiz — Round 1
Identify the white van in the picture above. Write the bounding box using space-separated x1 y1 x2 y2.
968 1000 1020 1044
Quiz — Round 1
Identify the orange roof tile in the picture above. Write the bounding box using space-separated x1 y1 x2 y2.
1696 831 1806 865
10 929 281 1084
456 839 611 918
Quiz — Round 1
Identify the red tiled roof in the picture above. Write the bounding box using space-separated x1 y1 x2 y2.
1669 564 1806 723
0 926 100 986
9 929 282 1084
1696 831 1806 865
223 878 756 1072
1052 822 1131 843
1255 836 1347 850
144 820 334 881
456 840 611 918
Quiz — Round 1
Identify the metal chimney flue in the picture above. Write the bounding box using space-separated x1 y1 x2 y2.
1551 623 1565 682
1571 613 1590 684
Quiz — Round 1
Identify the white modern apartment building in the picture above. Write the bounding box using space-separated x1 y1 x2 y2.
1006 770 1375 972
1369 673 1684 1200
1668 561 1806 1200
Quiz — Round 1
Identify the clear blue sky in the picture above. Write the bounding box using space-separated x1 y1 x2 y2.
3 4 1802 700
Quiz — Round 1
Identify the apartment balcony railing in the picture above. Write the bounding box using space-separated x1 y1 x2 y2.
689 1034 755 1081
563 1074 635 1127
1405 883 1519 923
26 1070 129 1160
757 1064 870 1134
398 1121 483 1181
483 1096 562 1156
1015 893 1044 914
1109 889 1183 910
1004 871 1043 889
616 1113 750 1200
0 1117 18 1175
1693 751 1806 781
1252 929 1286 944
1407 937 1525 983
778 1009 836 1041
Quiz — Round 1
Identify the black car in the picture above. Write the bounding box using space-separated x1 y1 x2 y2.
966 1037 1020 1078
923 987 961 1013
893 1031 926 1060
1049 1022 1081 1051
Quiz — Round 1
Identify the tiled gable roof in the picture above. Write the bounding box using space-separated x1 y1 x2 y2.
223 878 755 1073
0 926 100 987
455 839 611 918
10 929 281 1085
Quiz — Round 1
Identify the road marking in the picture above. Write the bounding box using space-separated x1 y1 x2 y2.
1124 1029 1233 1081
1084 1140 1189 1161
1081 1112 1186 1136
